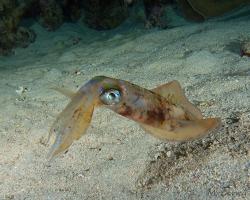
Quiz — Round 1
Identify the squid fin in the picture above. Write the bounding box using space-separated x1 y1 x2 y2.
152 80 203 120
141 117 221 141
47 92 95 161
51 87 76 99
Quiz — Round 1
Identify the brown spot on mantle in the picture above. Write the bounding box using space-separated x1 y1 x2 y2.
118 103 133 117
146 109 165 124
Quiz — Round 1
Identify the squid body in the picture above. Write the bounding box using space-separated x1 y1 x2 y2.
48 76 221 160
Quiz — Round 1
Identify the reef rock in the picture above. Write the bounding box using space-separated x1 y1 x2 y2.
38 0 63 31
0 0 36 55
82 0 128 30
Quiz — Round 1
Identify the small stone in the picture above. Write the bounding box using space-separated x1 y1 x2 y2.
166 151 172 157
107 156 114 160
74 70 81 75
83 168 90 171
78 173 84 178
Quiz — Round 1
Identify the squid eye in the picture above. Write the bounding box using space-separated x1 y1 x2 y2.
100 89 121 105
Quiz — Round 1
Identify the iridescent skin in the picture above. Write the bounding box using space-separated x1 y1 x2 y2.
48 76 221 160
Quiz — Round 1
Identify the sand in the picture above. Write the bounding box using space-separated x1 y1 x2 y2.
0 6 249 200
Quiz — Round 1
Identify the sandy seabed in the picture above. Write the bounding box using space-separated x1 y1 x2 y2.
0 8 250 200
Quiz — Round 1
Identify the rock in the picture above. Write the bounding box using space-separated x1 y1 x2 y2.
82 0 128 30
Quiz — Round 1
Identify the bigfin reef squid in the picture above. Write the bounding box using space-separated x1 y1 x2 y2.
47 76 221 161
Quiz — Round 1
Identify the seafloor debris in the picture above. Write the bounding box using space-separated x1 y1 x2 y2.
15 86 28 95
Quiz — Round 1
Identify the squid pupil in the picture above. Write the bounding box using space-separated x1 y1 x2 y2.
101 89 121 105
108 92 116 100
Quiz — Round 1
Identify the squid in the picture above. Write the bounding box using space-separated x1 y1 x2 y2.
47 76 221 160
